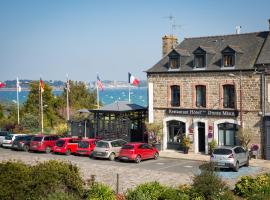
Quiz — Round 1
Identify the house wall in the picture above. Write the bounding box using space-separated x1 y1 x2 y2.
148 71 263 154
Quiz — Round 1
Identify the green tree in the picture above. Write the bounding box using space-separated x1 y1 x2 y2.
23 81 64 129
59 81 97 119
21 113 40 132
0 103 4 120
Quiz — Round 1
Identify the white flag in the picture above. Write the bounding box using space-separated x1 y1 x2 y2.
17 77 21 92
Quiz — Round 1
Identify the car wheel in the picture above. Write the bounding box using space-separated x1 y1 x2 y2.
234 161 239 172
154 152 159 160
109 153 116 161
135 155 141 163
66 149 71 156
24 145 30 152
45 147 51 154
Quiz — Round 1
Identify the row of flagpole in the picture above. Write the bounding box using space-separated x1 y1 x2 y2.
14 72 139 133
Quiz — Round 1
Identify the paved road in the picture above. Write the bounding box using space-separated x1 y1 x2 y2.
0 148 267 192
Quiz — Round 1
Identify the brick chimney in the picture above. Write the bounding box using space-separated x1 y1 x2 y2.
162 35 178 57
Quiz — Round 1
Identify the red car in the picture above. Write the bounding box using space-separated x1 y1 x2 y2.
76 139 98 156
118 142 159 163
29 135 60 153
52 137 81 155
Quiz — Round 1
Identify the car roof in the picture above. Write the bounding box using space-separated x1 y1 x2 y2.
98 139 126 142
216 146 242 150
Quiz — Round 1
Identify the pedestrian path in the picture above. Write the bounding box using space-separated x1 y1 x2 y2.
159 149 270 169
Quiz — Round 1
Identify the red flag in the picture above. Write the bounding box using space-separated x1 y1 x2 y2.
97 75 104 91
128 72 139 86
0 81 6 88
40 79 44 93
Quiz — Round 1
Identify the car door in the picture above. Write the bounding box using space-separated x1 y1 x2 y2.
138 144 147 159
144 144 154 159
239 147 247 165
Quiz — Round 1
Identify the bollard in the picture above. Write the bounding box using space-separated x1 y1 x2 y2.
116 173 119 194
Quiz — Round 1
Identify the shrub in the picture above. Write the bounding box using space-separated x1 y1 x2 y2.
234 174 270 198
192 163 231 200
44 192 79 200
0 161 32 200
30 160 84 199
86 182 116 200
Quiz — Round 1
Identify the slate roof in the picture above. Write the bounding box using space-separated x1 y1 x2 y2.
90 101 147 112
147 31 270 73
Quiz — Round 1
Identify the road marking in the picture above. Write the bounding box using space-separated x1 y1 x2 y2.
184 165 193 168
156 163 186 171
156 162 165 165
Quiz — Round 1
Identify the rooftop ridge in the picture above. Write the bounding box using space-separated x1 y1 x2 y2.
184 31 269 40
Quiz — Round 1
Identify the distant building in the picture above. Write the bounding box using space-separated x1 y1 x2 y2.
146 19 270 158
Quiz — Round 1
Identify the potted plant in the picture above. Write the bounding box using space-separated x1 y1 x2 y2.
145 121 163 151
208 139 217 155
182 135 191 154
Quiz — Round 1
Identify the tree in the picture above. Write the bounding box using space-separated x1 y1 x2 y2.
236 128 252 150
23 81 64 129
21 113 40 132
145 121 163 144
58 81 97 119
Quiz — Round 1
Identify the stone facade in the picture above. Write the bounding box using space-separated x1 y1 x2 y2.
148 71 263 154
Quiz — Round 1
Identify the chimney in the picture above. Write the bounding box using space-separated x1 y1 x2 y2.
236 26 241 34
162 35 178 57
268 19 270 31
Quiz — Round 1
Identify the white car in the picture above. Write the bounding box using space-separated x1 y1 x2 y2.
0 131 10 146
210 146 250 172
2 134 26 148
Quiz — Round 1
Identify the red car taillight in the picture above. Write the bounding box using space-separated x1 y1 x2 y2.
228 154 234 158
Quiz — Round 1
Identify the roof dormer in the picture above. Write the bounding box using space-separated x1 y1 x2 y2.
221 45 242 68
168 50 180 70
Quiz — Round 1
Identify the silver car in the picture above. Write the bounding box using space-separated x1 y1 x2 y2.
210 146 249 172
93 139 127 161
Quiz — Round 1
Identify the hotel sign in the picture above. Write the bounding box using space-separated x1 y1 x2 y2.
166 108 238 117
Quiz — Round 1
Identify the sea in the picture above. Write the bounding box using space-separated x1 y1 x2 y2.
0 87 148 107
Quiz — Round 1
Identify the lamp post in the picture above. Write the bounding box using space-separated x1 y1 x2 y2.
229 72 243 128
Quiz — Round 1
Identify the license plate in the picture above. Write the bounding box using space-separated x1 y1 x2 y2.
56 148 61 151
217 162 225 166
121 157 129 160
95 152 102 155
13 145 18 147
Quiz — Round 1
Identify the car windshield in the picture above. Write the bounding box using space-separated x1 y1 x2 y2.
14 136 25 141
96 141 109 148
56 140 65 147
213 148 232 155
5 135 12 140
32 137 43 142
122 145 134 149
78 141 89 148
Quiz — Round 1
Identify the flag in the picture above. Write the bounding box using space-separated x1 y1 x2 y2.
96 75 104 91
40 78 45 93
128 72 139 86
17 77 21 92
0 81 5 88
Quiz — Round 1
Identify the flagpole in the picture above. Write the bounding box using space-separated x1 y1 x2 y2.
66 74 70 121
16 77 20 125
40 79 44 134
128 84 131 103
96 81 100 109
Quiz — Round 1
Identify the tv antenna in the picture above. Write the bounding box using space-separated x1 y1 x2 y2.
163 15 182 36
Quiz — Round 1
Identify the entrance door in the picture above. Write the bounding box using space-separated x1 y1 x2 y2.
198 122 205 152
167 120 186 150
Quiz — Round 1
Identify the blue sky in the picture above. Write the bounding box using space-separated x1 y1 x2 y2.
0 0 269 82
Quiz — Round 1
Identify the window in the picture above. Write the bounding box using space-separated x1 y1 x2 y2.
196 85 206 108
218 123 238 146
223 54 235 67
171 85 180 107
169 57 180 69
194 54 205 68
223 85 235 108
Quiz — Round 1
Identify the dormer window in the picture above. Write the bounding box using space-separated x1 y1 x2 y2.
168 50 180 70
193 47 207 68
221 46 240 68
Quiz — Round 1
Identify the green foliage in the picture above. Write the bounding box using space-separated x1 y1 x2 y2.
0 102 18 131
236 128 252 150
0 161 32 200
21 113 40 132
125 181 188 200
86 182 116 200
192 164 231 200
234 174 270 198
181 135 191 148
0 103 4 119
0 160 84 200
145 121 163 143
43 192 79 200
53 123 68 135
208 140 217 154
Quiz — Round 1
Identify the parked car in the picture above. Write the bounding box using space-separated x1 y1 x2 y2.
52 137 81 155
0 131 10 146
119 143 159 163
11 135 35 151
2 134 26 148
29 135 60 153
93 139 127 161
210 146 249 172
76 138 99 156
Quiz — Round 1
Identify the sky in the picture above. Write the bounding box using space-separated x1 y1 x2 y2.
0 0 270 82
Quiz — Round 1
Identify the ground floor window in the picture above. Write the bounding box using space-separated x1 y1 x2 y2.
167 120 186 150
218 123 238 146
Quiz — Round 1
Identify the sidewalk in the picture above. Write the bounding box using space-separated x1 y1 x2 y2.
159 150 270 169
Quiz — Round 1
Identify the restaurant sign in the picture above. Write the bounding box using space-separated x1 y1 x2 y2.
166 108 238 117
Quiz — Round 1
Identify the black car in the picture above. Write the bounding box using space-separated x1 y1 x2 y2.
12 135 34 151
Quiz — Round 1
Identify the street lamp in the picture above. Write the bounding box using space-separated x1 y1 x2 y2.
228 72 243 128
